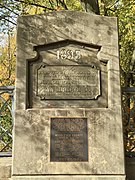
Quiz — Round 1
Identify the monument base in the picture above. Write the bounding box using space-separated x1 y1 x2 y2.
12 175 126 180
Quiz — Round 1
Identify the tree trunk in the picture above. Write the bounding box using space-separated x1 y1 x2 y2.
80 0 100 14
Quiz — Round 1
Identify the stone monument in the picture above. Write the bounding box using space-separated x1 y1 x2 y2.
12 11 126 179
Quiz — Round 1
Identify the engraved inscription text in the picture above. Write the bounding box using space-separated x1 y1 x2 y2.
37 65 100 100
50 118 88 162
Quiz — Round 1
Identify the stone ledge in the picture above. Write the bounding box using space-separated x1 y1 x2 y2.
12 175 126 180
0 157 12 179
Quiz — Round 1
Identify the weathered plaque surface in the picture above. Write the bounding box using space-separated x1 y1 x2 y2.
37 65 100 100
50 118 88 162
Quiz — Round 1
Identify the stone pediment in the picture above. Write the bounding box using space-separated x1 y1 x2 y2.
27 39 106 108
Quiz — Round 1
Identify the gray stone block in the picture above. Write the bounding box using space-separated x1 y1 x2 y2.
12 175 126 180
12 11 125 179
0 157 12 179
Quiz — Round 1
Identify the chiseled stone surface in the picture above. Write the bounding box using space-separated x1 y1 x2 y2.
12 108 124 175
12 175 126 180
15 11 119 110
0 157 12 179
12 11 125 179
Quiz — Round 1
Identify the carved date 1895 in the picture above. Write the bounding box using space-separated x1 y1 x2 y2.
57 49 81 60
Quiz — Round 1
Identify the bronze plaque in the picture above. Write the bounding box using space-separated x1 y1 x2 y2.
37 65 100 100
50 118 88 162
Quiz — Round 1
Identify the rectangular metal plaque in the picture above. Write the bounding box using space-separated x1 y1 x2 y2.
37 65 100 100
50 118 88 162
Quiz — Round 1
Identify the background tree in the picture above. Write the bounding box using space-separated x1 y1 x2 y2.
99 0 135 86
80 0 99 14
0 33 16 86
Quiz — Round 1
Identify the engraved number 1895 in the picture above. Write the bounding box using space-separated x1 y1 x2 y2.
57 49 81 60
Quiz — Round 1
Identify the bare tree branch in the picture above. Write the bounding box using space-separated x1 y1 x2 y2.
0 3 19 16
0 16 17 25
49 0 54 9
59 0 68 10
14 0 55 11
56 0 59 6
0 15 10 20
108 0 120 9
